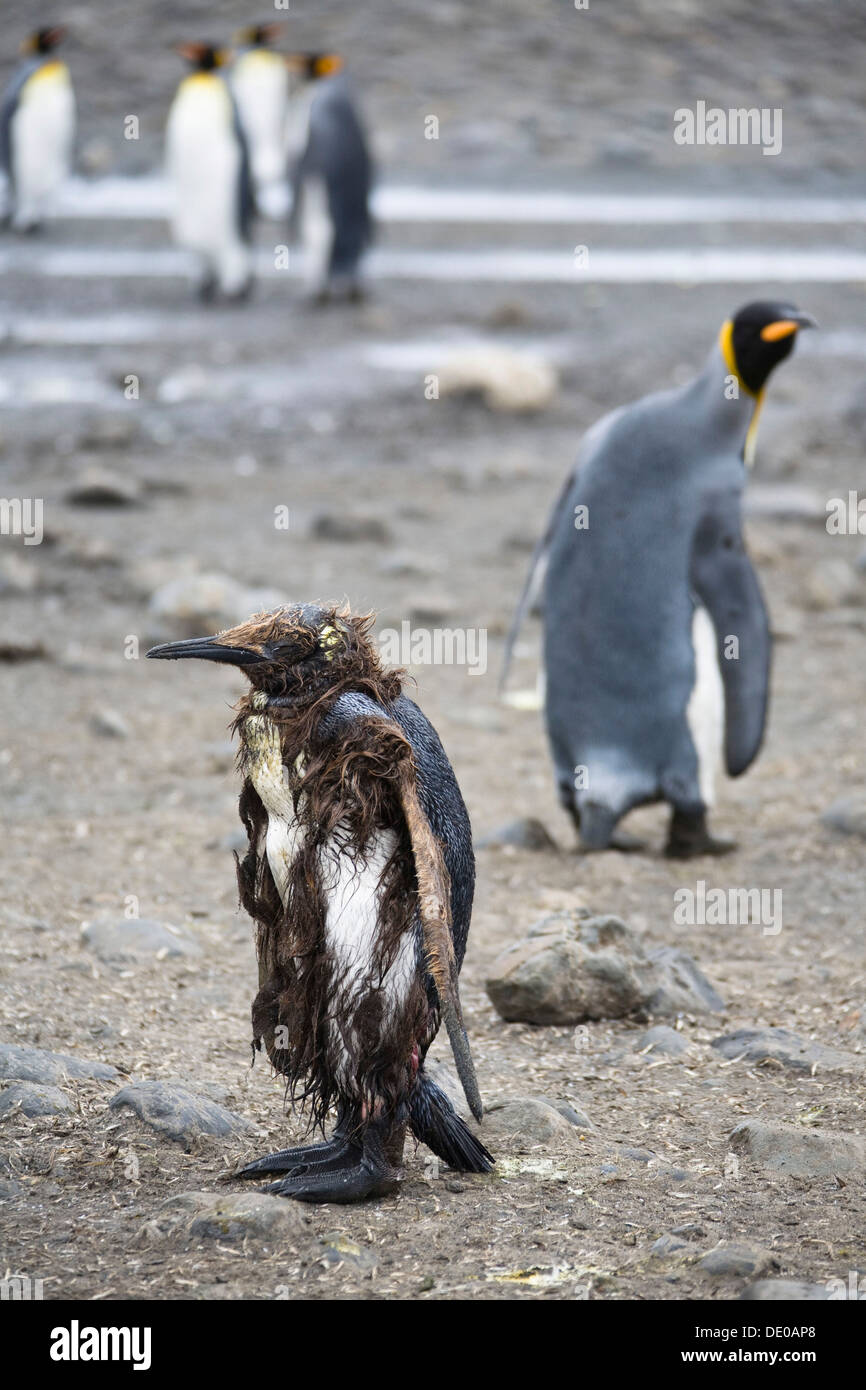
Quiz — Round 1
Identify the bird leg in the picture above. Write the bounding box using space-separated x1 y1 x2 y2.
261 1119 406 1204
236 1106 354 1178
665 807 736 858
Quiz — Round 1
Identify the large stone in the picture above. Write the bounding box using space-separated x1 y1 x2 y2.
0 1043 117 1084
152 1191 304 1242
699 1242 777 1279
109 1082 254 1146
729 1119 866 1179
0 1082 74 1118
711 1027 863 1074
485 910 723 1024
65 467 141 507
741 1280 832 1301
81 917 201 966
476 1096 587 1151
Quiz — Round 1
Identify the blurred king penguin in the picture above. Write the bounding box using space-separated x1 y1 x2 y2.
287 53 373 302
230 24 290 217
165 43 254 300
0 27 75 231
504 301 816 857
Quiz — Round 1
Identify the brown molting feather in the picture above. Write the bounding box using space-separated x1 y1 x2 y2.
233 611 431 1136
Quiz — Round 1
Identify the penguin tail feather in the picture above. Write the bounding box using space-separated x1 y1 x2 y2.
410 1074 494 1173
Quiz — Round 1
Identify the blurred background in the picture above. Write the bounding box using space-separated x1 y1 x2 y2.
1 0 865 1300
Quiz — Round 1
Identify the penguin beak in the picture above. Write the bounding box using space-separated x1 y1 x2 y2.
760 311 818 342
146 636 263 667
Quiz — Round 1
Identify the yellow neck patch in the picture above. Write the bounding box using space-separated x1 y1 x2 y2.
718 319 763 467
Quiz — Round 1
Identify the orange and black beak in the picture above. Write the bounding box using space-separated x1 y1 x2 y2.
760 310 818 342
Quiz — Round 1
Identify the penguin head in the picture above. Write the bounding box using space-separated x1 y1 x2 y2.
236 23 283 48
23 27 66 55
286 52 344 81
175 43 228 72
721 301 817 396
147 603 387 696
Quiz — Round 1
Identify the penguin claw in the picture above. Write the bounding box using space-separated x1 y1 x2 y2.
236 1136 350 1178
262 1155 399 1205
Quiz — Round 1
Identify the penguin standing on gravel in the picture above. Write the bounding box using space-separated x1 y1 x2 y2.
0 27 75 232
165 43 253 300
286 53 373 301
503 301 816 857
230 24 290 217
148 604 492 1203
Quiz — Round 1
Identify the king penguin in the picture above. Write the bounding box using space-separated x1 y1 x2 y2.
229 24 290 217
0 27 75 232
165 43 254 301
286 53 373 302
147 604 493 1203
503 301 816 857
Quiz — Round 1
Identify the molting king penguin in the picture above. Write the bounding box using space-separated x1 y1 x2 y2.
286 53 373 302
148 604 493 1203
165 43 254 301
229 23 290 217
503 301 816 858
0 27 75 232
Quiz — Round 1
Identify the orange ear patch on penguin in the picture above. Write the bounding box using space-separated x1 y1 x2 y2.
760 319 801 343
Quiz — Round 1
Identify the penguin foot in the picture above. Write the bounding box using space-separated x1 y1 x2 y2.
236 1134 352 1178
665 809 737 859
262 1146 400 1204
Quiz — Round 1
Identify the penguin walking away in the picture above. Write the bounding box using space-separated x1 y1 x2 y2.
0 27 75 232
148 604 493 1203
230 24 290 217
503 301 816 858
286 54 373 302
165 44 254 301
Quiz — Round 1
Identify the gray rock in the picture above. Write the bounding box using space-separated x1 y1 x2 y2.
645 948 726 1017
153 1190 304 1241
476 1096 581 1150
65 467 141 507
650 1233 691 1258
699 1241 777 1279
0 1043 117 1084
0 1082 74 1118
486 910 723 1025
711 1027 863 1074
109 1081 254 1145
821 797 866 840
547 1099 594 1131
741 1280 832 1301
729 1119 866 1179
89 708 129 739
633 1024 690 1057
311 513 390 544
0 1178 23 1199
81 917 201 965
477 818 559 852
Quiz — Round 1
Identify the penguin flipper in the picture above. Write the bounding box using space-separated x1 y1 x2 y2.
397 767 485 1123
410 1073 494 1173
689 492 771 777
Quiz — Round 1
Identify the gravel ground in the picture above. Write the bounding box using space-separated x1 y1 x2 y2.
1 0 865 1304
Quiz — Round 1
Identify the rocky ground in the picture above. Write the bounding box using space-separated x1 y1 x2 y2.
1 0 866 1304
